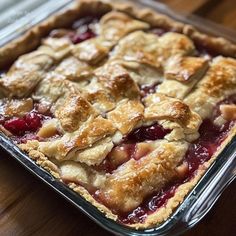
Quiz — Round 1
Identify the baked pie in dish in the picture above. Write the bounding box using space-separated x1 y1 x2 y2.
0 0 236 229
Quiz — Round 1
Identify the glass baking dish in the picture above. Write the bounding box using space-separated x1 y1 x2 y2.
0 0 235 235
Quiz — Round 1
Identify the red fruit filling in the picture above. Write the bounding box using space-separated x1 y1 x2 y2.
1 14 235 226
118 119 234 224
125 123 171 143
96 123 171 173
2 108 53 144
68 30 96 44
140 83 160 98
119 183 179 224
94 95 236 224
95 143 136 173
50 16 97 44
184 119 233 178
4 117 29 136
25 112 42 132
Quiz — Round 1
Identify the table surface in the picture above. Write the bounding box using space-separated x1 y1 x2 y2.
1 0 236 235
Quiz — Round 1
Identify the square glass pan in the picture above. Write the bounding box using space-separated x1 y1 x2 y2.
0 0 235 235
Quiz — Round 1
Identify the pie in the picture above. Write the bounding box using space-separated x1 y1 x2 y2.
0 0 236 229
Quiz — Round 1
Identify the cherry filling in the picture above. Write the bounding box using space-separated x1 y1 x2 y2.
95 143 136 173
119 183 180 224
125 123 171 143
184 119 233 178
1 106 53 144
50 16 97 44
183 95 236 176
140 83 160 98
116 95 236 224
68 30 96 44
96 123 171 173
118 120 234 224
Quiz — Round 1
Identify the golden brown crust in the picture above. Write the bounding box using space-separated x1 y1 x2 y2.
110 1 236 57
55 56 94 81
100 11 149 43
164 56 209 82
129 125 236 229
20 125 236 230
1 0 236 71
144 93 202 134
0 0 111 69
95 62 140 100
1 0 236 231
1 98 33 117
107 99 144 134
0 0 235 101
99 140 188 213
184 57 236 119
72 38 110 65
144 93 191 123
55 93 98 132
75 116 116 148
